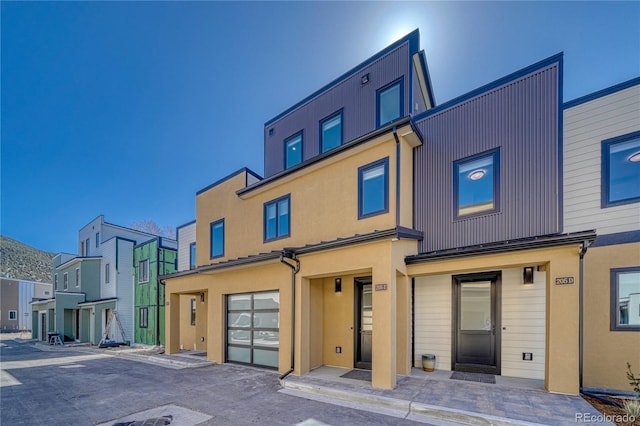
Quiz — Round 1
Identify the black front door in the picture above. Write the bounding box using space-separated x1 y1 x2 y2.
453 272 501 374
355 277 372 369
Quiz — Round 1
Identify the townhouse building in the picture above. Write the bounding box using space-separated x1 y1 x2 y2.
133 237 177 346
162 29 637 395
0 277 52 332
31 216 159 345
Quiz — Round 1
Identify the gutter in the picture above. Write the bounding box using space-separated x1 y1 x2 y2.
279 250 300 380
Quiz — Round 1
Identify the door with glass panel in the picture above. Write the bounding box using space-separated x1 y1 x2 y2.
453 272 500 374
355 277 373 370
226 291 279 369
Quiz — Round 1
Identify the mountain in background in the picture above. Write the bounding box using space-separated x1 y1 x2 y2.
0 235 55 282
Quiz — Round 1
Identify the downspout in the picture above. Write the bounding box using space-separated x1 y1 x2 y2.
279 250 300 380
578 240 590 390
156 244 161 347
393 127 401 228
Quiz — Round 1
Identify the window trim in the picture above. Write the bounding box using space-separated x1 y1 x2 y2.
140 307 148 328
453 148 501 220
263 194 291 242
139 259 149 283
358 157 390 219
189 242 196 270
283 131 304 169
8 310 17 321
610 266 640 331
319 109 343 153
376 77 404 128
601 131 640 208
210 219 225 259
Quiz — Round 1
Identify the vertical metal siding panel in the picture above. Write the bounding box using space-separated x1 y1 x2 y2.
414 64 560 252
264 45 409 177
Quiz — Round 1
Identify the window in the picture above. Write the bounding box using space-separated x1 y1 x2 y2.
358 158 389 219
85 238 90 256
139 307 148 328
454 149 500 219
105 263 110 284
80 240 85 256
190 243 196 269
602 132 640 207
95 232 100 248
190 298 196 326
610 267 640 331
139 259 149 283
377 78 403 127
320 110 343 153
264 195 290 241
44 290 50 296
284 132 303 169
8 311 17 321
210 219 225 259
75 268 80 287
54 274 58 291
63 273 68 290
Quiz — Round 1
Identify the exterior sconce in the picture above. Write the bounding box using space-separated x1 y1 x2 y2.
361 74 370 85
523 267 535 285
335 278 342 293
200 292 205 302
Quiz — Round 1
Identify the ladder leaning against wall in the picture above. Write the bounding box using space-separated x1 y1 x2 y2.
99 310 127 347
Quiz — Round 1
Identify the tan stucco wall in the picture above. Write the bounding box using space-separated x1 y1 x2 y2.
407 244 583 395
583 242 640 392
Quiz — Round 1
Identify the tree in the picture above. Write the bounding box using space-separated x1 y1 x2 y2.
130 220 176 239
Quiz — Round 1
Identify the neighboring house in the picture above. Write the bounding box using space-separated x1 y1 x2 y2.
563 78 640 393
0 277 52 332
176 220 196 272
133 237 177 346
161 29 637 395
31 216 159 344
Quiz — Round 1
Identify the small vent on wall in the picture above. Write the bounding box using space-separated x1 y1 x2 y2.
268 128 274 136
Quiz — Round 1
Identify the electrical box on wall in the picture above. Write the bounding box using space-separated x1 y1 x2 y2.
523 352 533 361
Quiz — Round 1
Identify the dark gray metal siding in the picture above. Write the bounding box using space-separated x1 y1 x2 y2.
414 63 560 252
264 44 411 177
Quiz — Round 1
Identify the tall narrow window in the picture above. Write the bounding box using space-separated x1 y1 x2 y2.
610 267 640 331
454 149 500 219
85 238 90 256
602 132 640 207
140 307 148 328
63 273 68 290
95 232 100 248
80 241 85 257
358 158 389 218
264 195 290 241
210 219 225 259
139 259 149 283
75 268 80 287
54 274 58 291
284 132 303 169
190 298 197 326
189 243 196 270
320 110 343 153
377 78 403 127
105 264 110 283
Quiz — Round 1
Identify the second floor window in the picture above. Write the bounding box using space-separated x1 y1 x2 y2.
95 232 100 248
190 243 196 269
210 219 225 259
358 158 389 218
105 263 110 284
139 259 149 283
602 132 640 207
63 273 68 290
454 149 500 219
54 274 58 291
285 132 303 169
320 111 343 153
377 78 403 127
264 195 290 241
75 268 80 287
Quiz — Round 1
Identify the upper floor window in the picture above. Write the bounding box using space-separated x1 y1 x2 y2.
54 274 58 291
189 243 196 270
285 132 303 169
320 110 343 153
63 273 68 290
377 78 403 127
85 238 90 256
264 195 290 242
210 219 225 259
358 158 389 219
602 132 640 208
95 232 100 248
454 149 500 219
75 268 80 287
105 263 110 284
610 267 640 331
139 259 149 283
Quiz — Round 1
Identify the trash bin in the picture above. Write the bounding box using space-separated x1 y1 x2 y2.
422 354 436 372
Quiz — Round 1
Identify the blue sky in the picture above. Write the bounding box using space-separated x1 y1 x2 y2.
2 1 638 254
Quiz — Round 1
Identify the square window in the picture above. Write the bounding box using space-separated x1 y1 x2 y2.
610 267 640 331
9 311 17 320
454 149 500 218
358 158 389 219
320 111 343 153
602 132 640 207
377 79 403 127
139 259 149 283
284 132 303 169
210 219 225 259
140 307 148 328
190 243 196 269
264 195 290 241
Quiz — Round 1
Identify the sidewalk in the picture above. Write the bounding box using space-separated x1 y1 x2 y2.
280 366 612 425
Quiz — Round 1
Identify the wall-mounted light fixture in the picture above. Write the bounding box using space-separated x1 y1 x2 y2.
335 278 342 293
200 292 205 302
523 266 535 285
361 74 370 85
